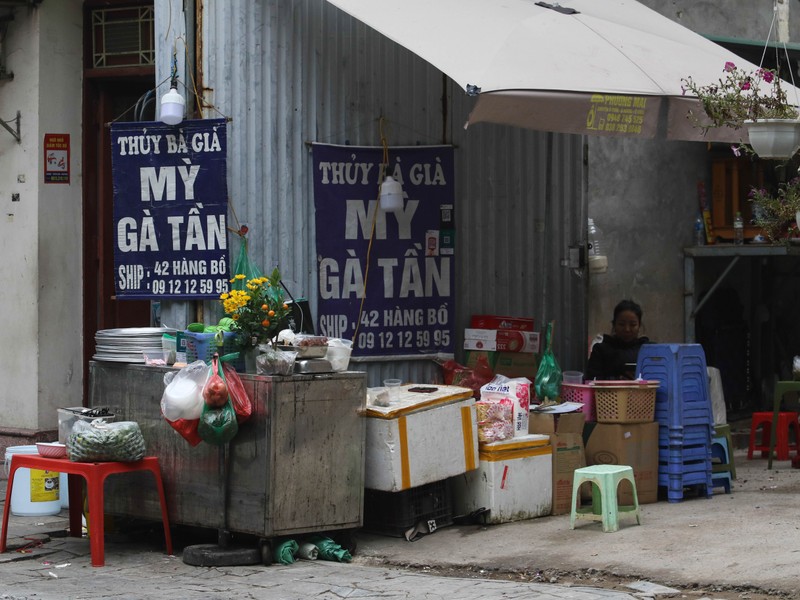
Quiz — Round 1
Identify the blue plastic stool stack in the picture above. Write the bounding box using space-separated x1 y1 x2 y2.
636 343 714 503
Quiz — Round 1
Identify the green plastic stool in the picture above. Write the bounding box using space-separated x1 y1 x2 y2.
768 381 800 470
713 423 736 480
569 464 641 533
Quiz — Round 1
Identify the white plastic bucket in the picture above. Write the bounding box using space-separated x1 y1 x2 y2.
3 445 61 516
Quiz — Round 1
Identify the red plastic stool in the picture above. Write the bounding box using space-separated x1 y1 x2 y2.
1 455 172 567
748 411 800 461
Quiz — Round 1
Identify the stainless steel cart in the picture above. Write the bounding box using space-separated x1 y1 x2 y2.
88 362 366 543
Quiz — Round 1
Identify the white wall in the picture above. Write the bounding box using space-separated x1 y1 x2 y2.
0 1 82 432
0 6 43 430
586 0 789 351
587 138 707 345
36 1 83 430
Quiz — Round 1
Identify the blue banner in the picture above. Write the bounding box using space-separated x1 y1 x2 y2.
312 144 455 358
111 119 229 300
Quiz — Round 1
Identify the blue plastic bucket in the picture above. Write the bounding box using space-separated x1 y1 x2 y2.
3 445 61 516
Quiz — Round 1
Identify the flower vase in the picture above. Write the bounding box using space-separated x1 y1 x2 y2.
745 119 800 160
242 347 258 374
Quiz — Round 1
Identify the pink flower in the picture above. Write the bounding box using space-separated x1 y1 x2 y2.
759 69 775 83
731 145 741 157
724 61 736 72
740 81 751 91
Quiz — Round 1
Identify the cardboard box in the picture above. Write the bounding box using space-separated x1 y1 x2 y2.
529 412 586 515
494 352 538 379
470 315 535 331
464 328 498 341
465 350 499 371
452 433 552 523
464 330 540 353
495 330 540 353
466 350 537 379
584 422 659 504
464 338 498 351
365 385 479 492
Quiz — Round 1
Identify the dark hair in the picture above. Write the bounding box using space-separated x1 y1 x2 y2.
612 299 643 324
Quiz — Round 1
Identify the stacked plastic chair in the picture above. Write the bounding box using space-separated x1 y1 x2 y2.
636 344 714 503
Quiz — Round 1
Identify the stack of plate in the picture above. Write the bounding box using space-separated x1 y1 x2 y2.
93 327 177 363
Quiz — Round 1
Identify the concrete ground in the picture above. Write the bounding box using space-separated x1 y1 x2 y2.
1 424 797 599
357 445 800 599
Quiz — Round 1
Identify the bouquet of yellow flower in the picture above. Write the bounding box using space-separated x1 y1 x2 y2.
220 267 290 349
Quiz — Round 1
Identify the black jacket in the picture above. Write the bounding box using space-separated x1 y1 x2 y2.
585 334 650 381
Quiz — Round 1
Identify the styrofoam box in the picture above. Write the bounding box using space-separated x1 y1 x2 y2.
365 385 478 492
452 433 552 524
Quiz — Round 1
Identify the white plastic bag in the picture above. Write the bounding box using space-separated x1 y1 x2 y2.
161 360 207 421
480 375 532 437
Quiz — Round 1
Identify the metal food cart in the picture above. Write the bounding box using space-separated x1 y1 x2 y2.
88 362 366 548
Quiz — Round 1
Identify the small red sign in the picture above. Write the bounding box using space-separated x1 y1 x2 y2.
44 133 70 184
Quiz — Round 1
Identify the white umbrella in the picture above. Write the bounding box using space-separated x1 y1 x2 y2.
325 0 798 142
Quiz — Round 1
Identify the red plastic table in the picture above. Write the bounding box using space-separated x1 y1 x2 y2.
1 455 172 567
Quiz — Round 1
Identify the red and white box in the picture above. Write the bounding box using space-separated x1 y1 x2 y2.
470 315 535 331
464 329 540 353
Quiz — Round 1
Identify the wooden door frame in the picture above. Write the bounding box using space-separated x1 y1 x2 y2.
81 1 155 402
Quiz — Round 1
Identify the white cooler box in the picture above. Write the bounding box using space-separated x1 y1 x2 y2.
365 384 478 492
452 433 552 523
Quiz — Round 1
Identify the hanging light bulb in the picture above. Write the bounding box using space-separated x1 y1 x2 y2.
379 175 403 211
160 86 185 126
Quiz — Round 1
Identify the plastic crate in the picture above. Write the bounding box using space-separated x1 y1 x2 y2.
560 383 596 421
184 331 244 370
592 382 658 423
363 479 453 537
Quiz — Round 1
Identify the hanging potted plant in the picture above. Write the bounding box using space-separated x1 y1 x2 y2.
748 177 800 244
682 62 800 159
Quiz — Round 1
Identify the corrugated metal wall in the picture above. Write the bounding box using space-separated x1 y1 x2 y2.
164 0 587 385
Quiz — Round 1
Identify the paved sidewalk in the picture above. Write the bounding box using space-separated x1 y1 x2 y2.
0 544 638 600
3 444 798 599
0 480 640 600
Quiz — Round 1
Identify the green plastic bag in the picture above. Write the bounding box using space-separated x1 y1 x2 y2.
534 321 562 402
198 398 238 445
308 535 352 563
197 357 239 445
273 539 299 565
230 236 262 291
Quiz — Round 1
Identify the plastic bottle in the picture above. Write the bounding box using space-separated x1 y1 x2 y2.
694 216 705 246
587 218 608 273
733 211 744 245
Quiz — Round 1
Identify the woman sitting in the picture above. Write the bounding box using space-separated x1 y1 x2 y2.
586 299 649 381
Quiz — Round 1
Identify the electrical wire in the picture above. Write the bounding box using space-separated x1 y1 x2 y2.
350 117 391 345
758 1 799 111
